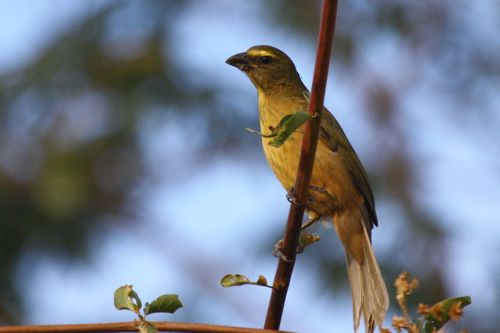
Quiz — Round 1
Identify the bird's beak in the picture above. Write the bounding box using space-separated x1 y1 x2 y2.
226 52 251 72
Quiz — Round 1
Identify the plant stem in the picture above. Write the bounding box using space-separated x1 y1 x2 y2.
263 0 339 330
0 322 294 333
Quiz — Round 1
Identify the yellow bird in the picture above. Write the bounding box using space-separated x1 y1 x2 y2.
226 45 389 332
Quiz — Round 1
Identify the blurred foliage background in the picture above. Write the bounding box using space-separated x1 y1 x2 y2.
0 1 499 332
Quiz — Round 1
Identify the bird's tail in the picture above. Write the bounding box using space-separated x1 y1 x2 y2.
345 226 389 333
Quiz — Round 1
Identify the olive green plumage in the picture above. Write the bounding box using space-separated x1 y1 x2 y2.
227 45 389 333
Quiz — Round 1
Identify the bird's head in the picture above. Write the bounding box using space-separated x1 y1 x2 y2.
226 45 302 92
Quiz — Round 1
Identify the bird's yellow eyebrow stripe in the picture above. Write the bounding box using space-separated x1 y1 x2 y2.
247 49 275 57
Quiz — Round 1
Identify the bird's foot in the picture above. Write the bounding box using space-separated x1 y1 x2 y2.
286 187 312 206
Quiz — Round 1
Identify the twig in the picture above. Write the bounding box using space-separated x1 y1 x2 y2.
0 321 294 333
263 0 339 330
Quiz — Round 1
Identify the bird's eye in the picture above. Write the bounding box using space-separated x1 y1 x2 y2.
259 56 272 64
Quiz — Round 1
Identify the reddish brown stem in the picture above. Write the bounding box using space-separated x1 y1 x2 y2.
0 322 294 333
263 0 339 330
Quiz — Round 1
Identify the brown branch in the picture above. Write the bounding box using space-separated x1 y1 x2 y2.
0 321 294 333
263 0 339 330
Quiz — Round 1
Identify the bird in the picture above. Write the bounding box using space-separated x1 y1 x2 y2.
226 45 389 332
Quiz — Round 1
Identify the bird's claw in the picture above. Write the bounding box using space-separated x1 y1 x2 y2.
286 187 312 206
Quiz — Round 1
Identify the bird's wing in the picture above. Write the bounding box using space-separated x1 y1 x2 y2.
319 108 378 229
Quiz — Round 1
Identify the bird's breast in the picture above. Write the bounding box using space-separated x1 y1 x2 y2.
258 97 358 216
258 93 304 189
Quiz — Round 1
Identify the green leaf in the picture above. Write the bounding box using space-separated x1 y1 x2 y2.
114 285 142 313
137 320 158 333
269 111 312 147
424 296 471 332
220 274 272 289
246 110 313 146
220 274 252 287
143 294 183 316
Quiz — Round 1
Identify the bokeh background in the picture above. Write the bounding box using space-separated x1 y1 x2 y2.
1 1 499 332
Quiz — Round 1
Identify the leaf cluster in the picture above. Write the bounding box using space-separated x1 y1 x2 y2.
114 285 183 333
381 272 471 333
